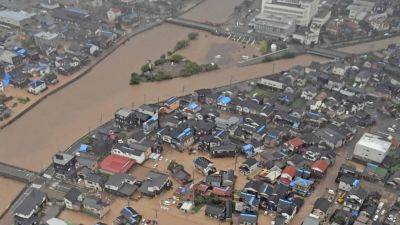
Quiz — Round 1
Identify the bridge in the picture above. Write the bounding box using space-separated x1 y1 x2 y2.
307 47 352 59
0 161 42 183
165 17 224 35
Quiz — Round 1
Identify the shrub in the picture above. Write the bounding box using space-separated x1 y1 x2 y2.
181 60 201 76
130 72 140 85
170 54 184 63
153 70 172 81
188 32 199 40
174 40 189 51
154 58 167 66
141 63 152 73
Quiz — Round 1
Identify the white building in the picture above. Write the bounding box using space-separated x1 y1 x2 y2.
253 13 296 38
347 0 375 21
261 0 320 26
0 10 35 28
353 133 392 164
34 31 60 48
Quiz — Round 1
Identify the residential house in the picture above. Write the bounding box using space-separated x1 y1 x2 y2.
139 170 172 197
159 97 179 114
239 158 259 175
111 142 151 164
338 176 358 192
83 172 107 191
238 212 258 225
311 197 331 220
344 187 368 211
115 108 135 130
280 166 297 186
205 204 226 220
277 199 297 223
52 153 77 180
82 196 110 219
284 137 305 152
114 207 142 225
193 156 216 175
64 188 83 211
167 160 191 185
302 215 320 225
105 173 138 197
14 189 47 225
311 160 329 177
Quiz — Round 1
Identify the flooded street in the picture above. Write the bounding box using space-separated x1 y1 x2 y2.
0 0 399 222
0 23 325 173
0 178 24 215
181 0 244 24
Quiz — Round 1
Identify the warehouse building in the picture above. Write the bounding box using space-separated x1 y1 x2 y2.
0 10 35 28
353 133 392 164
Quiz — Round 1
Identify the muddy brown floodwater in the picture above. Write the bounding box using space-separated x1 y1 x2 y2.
0 178 24 215
0 23 325 173
181 0 244 24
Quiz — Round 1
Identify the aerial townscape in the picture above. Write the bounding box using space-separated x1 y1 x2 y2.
0 0 400 225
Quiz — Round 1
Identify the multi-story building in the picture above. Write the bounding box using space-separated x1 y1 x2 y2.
353 133 392 164
261 0 320 26
253 13 296 39
53 153 77 180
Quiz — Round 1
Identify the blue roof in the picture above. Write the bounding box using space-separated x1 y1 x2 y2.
79 144 88 152
188 102 198 110
218 96 231 105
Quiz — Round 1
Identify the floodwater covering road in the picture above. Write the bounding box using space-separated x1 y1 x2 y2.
0 23 325 172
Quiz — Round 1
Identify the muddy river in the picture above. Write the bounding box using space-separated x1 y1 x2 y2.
0 0 399 223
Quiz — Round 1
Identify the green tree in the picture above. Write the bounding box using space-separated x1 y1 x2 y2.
141 63 151 73
188 32 199 40
170 54 184 63
130 72 140 85
174 40 189 51
259 41 268 54
182 60 201 76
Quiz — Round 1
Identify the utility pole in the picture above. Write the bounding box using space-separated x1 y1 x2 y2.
234 147 238 171
182 85 185 96
229 75 233 88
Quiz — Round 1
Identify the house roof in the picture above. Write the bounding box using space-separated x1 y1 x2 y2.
239 213 258 224
313 198 331 213
311 160 329 173
64 187 82 202
282 165 297 178
14 188 46 218
286 137 304 148
99 155 135 174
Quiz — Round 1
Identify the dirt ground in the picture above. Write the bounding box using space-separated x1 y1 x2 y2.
180 0 244 24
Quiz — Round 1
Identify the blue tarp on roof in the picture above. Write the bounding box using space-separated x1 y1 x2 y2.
79 144 88 152
2 72 10 87
218 96 231 105
188 102 198 110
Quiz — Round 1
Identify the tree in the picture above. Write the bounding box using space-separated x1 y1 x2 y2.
259 41 268 54
141 63 151 73
174 40 189 51
130 72 140 85
170 54 184 63
188 32 199 40
182 60 201 76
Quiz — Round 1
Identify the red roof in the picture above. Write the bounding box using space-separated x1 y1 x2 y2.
211 186 232 197
311 160 329 173
100 155 135 174
196 183 210 193
282 166 297 178
286 137 304 149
